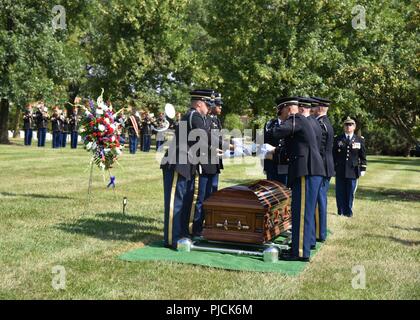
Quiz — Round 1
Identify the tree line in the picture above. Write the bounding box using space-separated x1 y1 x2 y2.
0 0 418 154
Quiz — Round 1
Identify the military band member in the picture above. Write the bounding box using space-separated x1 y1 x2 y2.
333 117 367 217
154 112 167 151
263 97 290 186
35 101 49 147
141 112 153 152
116 109 127 146
69 104 80 149
126 110 141 154
161 89 213 248
61 108 70 148
172 112 182 129
270 97 325 261
51 106 63 148
23 103 34 146
312 97 335 242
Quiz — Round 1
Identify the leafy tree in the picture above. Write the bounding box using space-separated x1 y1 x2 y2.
0 0 86 143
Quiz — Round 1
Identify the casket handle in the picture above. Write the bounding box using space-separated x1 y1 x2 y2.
216 220 229 230
237 220 249 230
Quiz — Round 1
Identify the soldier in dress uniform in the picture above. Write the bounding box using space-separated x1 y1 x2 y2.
191 91 225 238
270 97 325 261
23 103 35 146
141 111 153 152
51 106 63 148
298 97 323 152
161 89 214 248
263 97 290 186
298 97 327 248
154 112 167 151
207 92 224 193
69 104 80 149
116 108 127 146
333 117 367 217
126 110 142 154
311 97 335 242
35 101 49 147
61 108 70 148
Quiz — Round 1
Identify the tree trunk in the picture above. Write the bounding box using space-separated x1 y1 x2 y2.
12 107 22 138
0 98 10 144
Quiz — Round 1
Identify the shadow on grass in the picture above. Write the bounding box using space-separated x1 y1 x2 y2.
364 234 420 247
329 184 420 203
0 192 73 200
56 212 163 243
388 168 420 173
390 226 420 233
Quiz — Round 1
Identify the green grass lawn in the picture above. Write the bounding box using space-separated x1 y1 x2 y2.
0 139 419 299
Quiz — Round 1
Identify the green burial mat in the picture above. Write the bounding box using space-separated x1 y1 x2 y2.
119 238 324 275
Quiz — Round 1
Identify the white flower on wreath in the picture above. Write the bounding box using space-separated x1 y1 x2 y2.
104 118 110 124
92 142 97 150
104 148 111 154
111 136 116 142
86 141 93 150
98 124 106 132
96 108 104 116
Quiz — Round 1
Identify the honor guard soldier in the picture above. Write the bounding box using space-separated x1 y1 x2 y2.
126 110 141 154
23 103 34 146
270 97 325 261
263 97 291 185
69 103 80 149
333 117 367 217
35 101 49 147
51 106 63 148
298 97 323 153
298 97 325 248
191 91 225 238
311 97 335 242
207 91 224 193
161 89 213 248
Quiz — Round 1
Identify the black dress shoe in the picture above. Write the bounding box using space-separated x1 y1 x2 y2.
280 251 310 262
281 255 310 262
310 245 316 250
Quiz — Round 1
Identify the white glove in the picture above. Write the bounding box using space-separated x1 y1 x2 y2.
260 144 276 160
360 171 366 177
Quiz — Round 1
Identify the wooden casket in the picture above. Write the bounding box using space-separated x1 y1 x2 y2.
202 180 291 244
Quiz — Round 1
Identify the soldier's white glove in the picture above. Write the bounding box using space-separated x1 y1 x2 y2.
361 171 366 177
260 143 276 160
